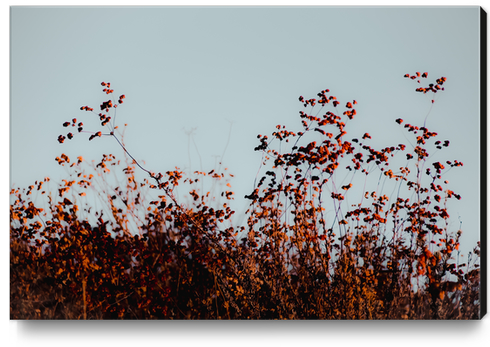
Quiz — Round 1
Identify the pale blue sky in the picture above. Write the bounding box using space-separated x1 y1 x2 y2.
10 6 481 256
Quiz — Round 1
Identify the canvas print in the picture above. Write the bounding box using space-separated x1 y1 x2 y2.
10 6 485 319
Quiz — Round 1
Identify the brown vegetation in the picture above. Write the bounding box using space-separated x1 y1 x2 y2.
10 74 480 319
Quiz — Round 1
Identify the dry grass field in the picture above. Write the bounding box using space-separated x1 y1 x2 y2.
10 74 481 319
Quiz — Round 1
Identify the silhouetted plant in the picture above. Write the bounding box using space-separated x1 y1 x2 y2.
10 73 480 319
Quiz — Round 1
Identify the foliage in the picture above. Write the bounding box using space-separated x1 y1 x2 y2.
10 74 481 319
